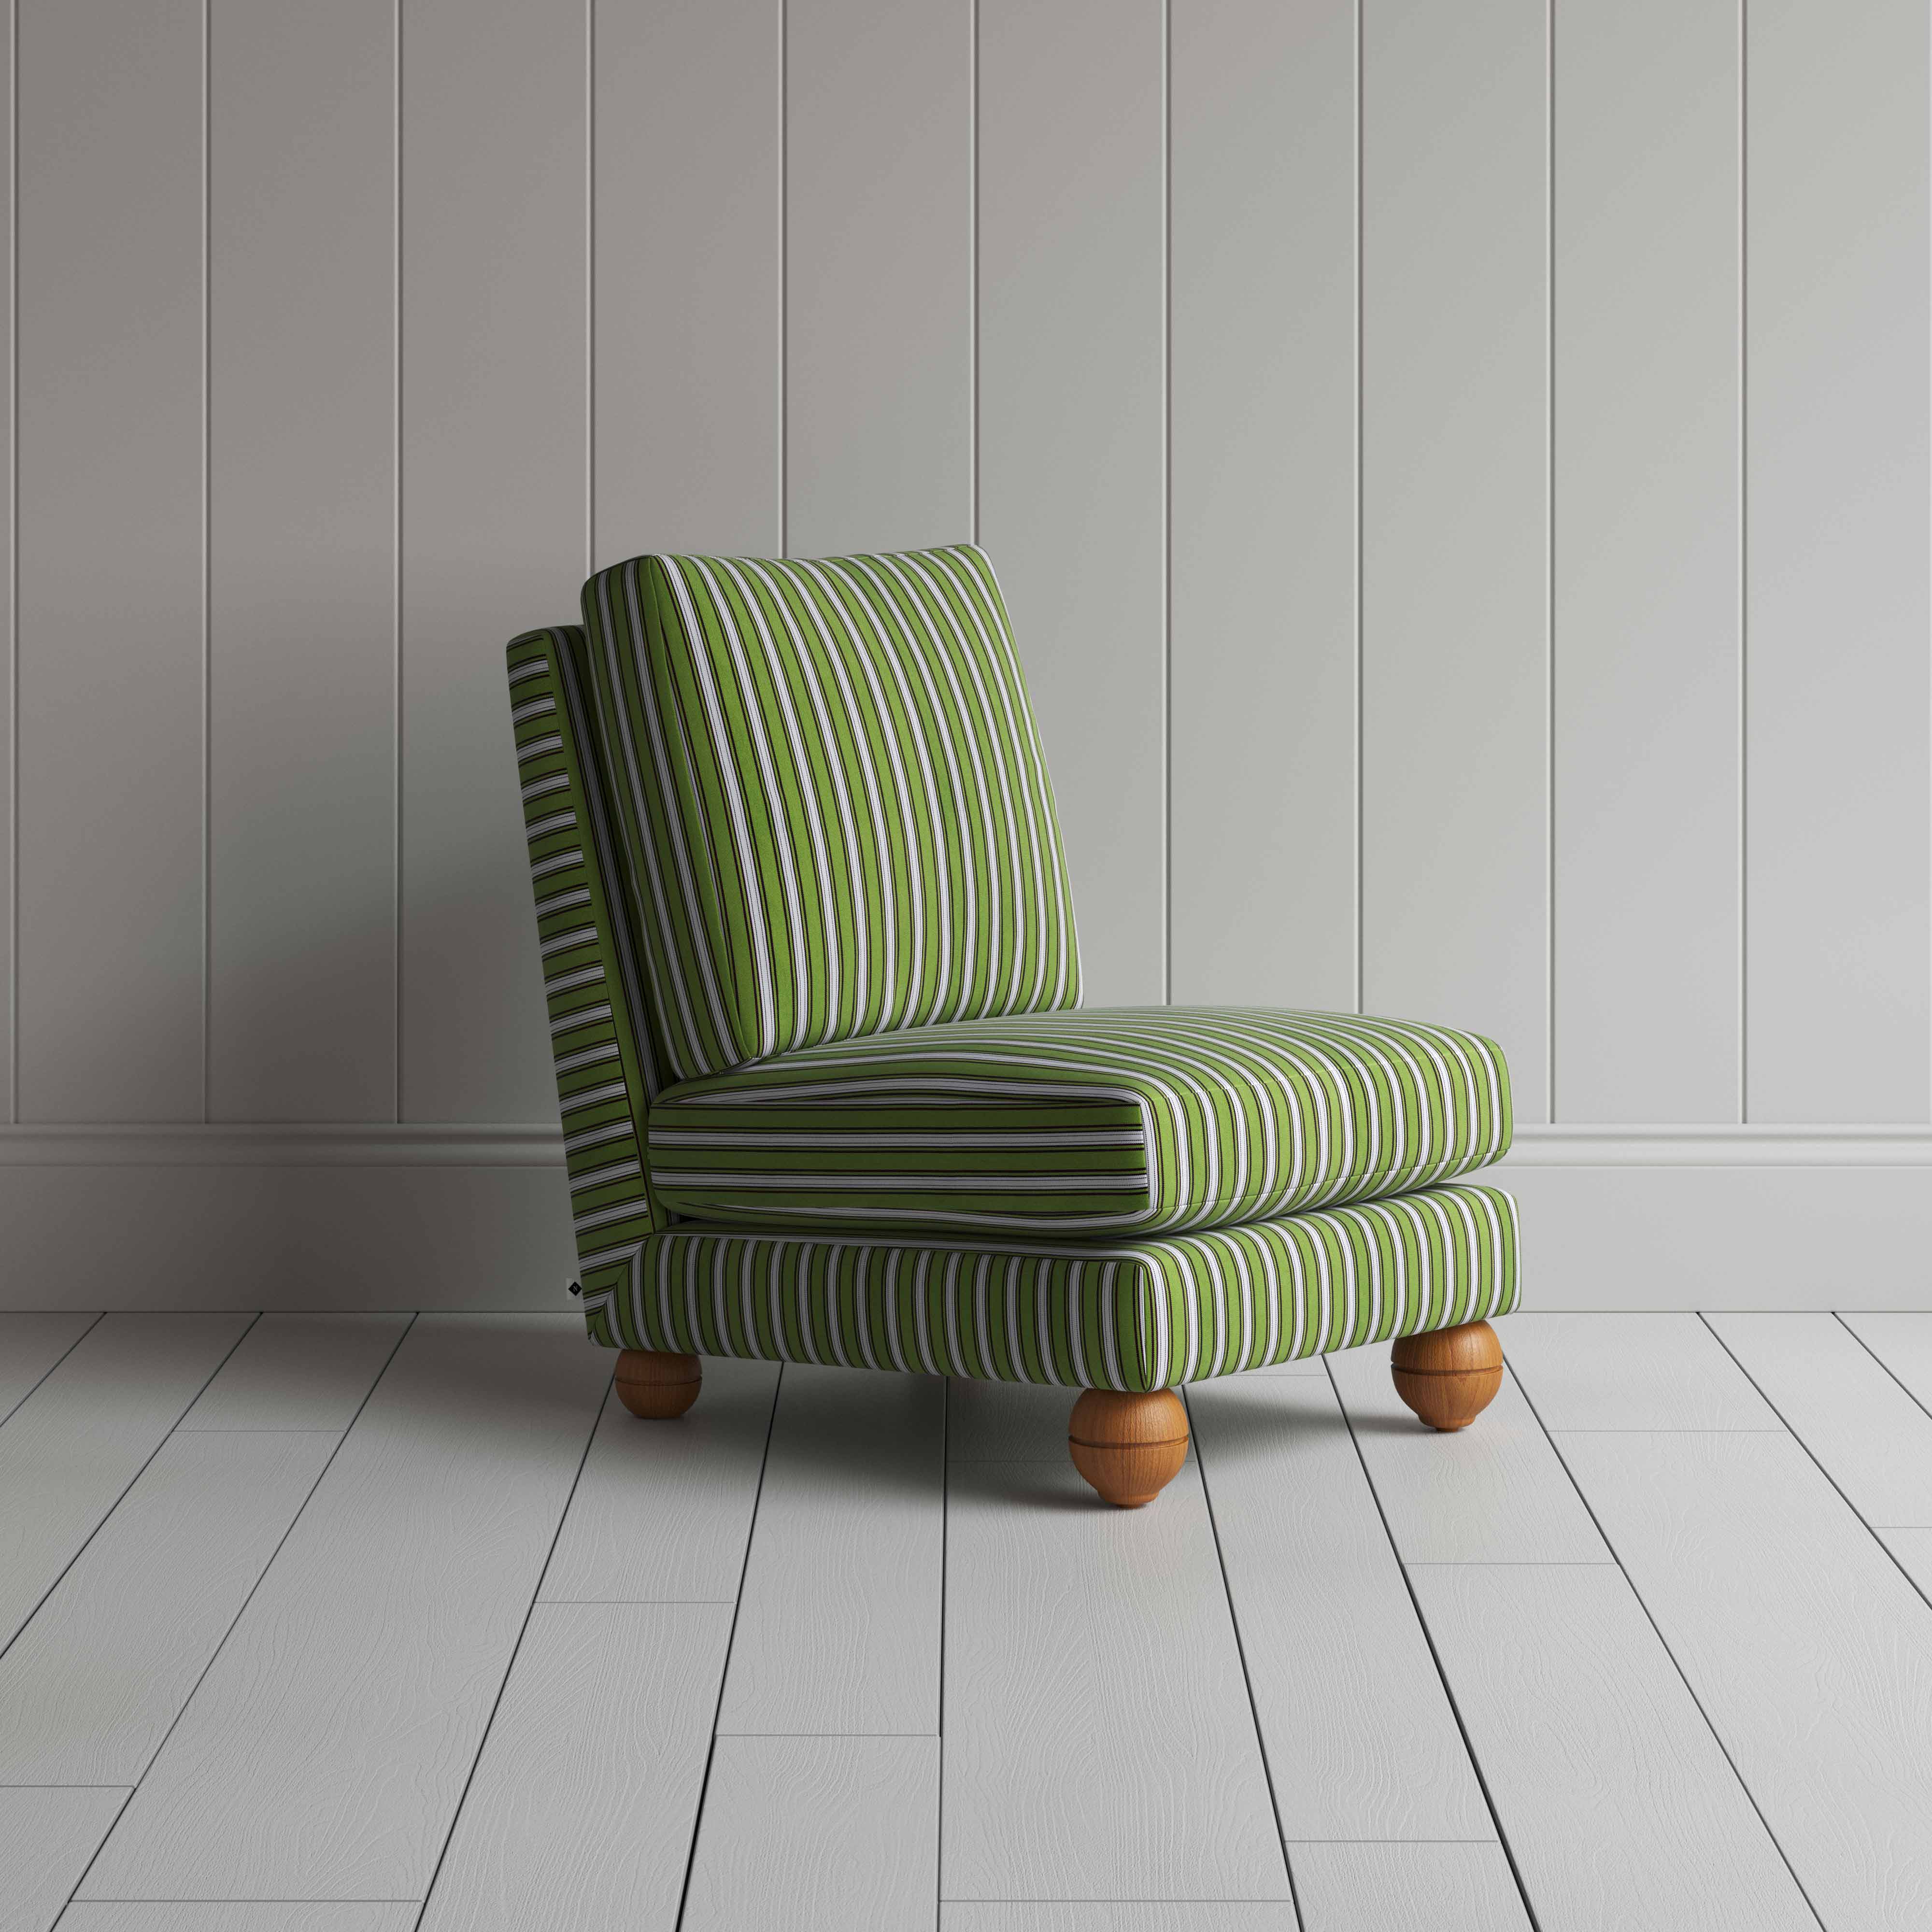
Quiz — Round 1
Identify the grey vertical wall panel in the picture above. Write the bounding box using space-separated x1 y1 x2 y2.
784 0 969 559
1746 0 1930 1122
1360 0 1549 1115
15 0 204 1122
207 0 396 1122
592 0 781 563
0 16 11 1127
1169 0 1357 1012
398 0 588 1122
1552 0 1741 1122
978 0 1165 1007
7 0 1932 1231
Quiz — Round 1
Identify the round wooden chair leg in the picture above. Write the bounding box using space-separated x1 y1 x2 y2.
1391 1320 1503 1432
1068 1389 1189 1507
614 1348 702 1419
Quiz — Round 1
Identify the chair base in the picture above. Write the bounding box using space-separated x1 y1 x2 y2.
1068 1389 1190 1507
614 1348 702 1419
1390 1320 1503 1431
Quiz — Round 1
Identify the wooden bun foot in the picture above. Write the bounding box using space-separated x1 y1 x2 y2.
1068 1389 1189 1507
614 1348 702 1419
1391 1320 1503 1431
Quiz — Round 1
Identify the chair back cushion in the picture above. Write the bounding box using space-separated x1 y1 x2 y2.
579 544 1080 1082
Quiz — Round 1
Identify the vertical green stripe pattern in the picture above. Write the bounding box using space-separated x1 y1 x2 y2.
579 544 1081 1082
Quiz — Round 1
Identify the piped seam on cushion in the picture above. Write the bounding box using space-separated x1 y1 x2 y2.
648 1154 1508 1226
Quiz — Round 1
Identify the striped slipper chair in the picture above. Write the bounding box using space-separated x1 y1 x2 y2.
507 544 1518 1507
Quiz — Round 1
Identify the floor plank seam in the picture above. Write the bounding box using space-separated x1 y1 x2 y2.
406 1356 621 1930
43 1783 136 1919
1322 1358 1549 1932
47 1312 418 1918
1505 1345 1832 1932
667 1359 783 1932
1697 1312 1932 1618
1182 1384 1306 1926
0 1313 266 1677
0 1310 104 1430
536 1597 739 1606
1834 1309 1932 1427
170 1426 367 1435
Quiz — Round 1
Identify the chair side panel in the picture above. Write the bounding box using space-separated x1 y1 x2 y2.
507 626 670 1338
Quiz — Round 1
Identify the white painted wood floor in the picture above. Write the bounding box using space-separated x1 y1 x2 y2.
4 1310 1932 1930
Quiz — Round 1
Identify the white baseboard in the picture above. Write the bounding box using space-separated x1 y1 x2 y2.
0 1123 1928 1312
0 1128 579 1312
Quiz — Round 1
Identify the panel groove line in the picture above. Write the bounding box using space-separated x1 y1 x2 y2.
786 0 969 559
1552 0 1741 1122
3 0 14 1128
1745 0 1930 1121
1360 0 1549 1115
976 0 1164 1005
207 0 396 1122
593 0 780 560
17 0 206 1122
1169 0 1357 1013
398 0 586 1122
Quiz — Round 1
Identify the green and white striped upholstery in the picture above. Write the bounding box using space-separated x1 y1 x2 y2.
506 541 1520 1388
579 545 1079 1084
508 625 668 1265
583 1184 1517 1392
646 1006 1510 1235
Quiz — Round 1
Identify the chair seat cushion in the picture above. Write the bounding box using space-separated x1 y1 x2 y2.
583 1182 1519 1389
646 1006 1511 1236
